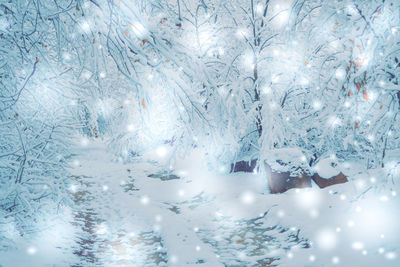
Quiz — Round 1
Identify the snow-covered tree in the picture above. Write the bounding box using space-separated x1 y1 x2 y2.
2 0 400 239
77 0 400 184
0 0 96 237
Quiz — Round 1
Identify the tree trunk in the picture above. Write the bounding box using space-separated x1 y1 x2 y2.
311 172 348 189
264 162 311 193
264 161 348 194
230 159 257 173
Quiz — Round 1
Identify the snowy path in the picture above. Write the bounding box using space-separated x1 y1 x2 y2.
66 141 307 266
1 140 399 266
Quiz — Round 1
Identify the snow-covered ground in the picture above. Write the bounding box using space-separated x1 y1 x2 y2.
1 139 399 266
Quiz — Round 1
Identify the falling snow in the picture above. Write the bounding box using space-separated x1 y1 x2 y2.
1 0 400 266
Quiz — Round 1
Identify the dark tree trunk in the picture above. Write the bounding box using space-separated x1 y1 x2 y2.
231 159 257 173
264 161 348 194
311 172 348 189
264 162 311 193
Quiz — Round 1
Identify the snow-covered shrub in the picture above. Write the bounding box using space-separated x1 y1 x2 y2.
0 0 93 238
74 0 400 180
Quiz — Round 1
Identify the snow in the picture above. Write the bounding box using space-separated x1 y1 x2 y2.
1 0 400 266
314 158 340 178
1 139 399 266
